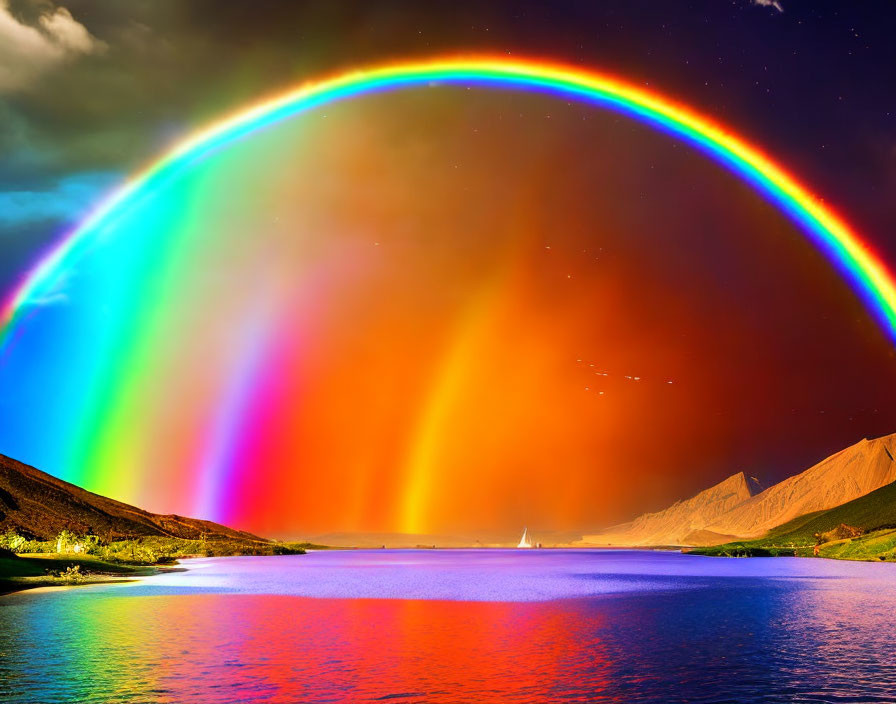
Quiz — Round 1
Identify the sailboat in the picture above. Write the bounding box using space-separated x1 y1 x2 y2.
517 526 533 549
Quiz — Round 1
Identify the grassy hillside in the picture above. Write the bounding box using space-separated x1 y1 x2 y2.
691 479 896 560
763 479 896 544
0 549 153 594
819 529 896 561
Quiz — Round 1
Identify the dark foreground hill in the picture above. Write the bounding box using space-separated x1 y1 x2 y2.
0 453 263 542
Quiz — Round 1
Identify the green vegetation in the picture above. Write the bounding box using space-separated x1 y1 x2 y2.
0 550 153 594
68 535 311 565
0 530 322 595
760 479 896 545
2 529 315 562
0 531 56 555
690 480 896 562
688 544 809 558
816 528 896 561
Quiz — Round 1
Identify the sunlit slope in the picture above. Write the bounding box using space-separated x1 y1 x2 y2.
704 433 896 538
579 472 762 546
754 478 896 546
582 432 896 546
693 479 896 560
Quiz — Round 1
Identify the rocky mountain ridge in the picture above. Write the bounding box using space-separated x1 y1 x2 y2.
581 433 896 547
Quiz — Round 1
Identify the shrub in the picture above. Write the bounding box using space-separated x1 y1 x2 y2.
0 530 26 552
82 535 102 554
56 530 77 553
57 565 85 584
17 539 54 554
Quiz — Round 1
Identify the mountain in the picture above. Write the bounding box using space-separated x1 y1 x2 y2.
580 432 896 547
703 433 896 539
580 471 762 546
690 479 896 560
0 454 264 542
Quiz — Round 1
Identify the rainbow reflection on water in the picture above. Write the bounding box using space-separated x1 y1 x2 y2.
2 550 896 703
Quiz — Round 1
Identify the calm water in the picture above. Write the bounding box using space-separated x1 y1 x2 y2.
2 549 896 703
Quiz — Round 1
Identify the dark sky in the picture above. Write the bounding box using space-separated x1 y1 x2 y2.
1 0 895 519
4 0 895 286
3 1 895 251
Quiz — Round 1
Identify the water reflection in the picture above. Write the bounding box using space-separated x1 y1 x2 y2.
1 550 895 703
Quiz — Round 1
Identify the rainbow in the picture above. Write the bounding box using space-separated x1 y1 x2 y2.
3 58 895 344
0 57 893 535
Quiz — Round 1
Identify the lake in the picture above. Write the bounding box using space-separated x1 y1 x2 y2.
2 549 895 703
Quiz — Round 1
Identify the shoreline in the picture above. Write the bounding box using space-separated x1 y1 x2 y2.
0 551 195 597
0 537 318 597
0 560 186 598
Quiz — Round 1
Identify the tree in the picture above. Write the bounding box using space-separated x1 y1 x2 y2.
56 530 79 554
0 530 26 552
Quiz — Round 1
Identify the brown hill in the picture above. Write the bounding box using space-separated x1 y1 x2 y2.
703 433 896 538
580 472 762 546
580 432 896 547
0 454 264 542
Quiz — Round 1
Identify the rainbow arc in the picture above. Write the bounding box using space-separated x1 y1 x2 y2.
1 57 893 533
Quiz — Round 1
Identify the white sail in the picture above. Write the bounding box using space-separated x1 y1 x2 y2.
517 527 533 548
